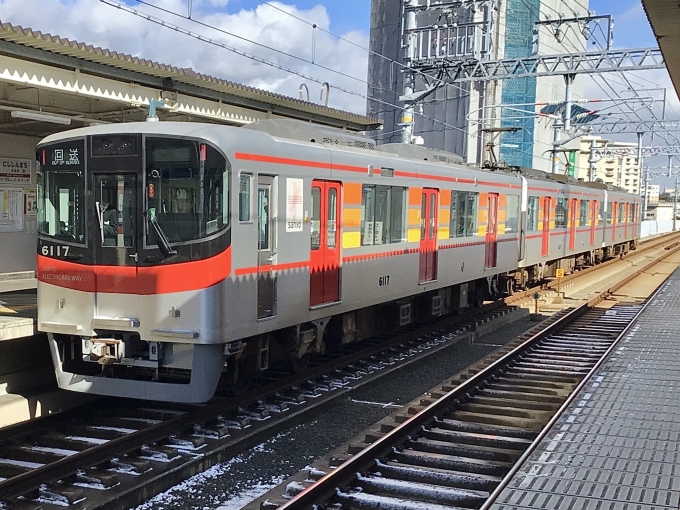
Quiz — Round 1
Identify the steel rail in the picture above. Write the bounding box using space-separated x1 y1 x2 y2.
506 231 680 305
276 243 680 510
0 299 506 501
1 234 675 502
479 244 680 510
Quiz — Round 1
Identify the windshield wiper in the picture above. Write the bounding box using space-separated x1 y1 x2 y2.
145 211 177 260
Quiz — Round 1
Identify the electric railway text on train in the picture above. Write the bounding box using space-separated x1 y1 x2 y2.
35 119 641 402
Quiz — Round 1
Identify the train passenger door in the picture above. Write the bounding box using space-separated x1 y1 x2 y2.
590 200 597 246
624 203 629 238
611 202 618 242
541 197 551 257
310 180 341 306
569 199 577 251
93 174 139 316
485 193 499 269
257 176 276 319
419 189 438 283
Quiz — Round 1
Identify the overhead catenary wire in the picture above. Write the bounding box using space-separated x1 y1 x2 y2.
107 0 673 168
128 0 477 118
187 0 667 142
101 0 472 137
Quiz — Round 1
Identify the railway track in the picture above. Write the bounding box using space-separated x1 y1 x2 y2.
0 301 524 510
0 234 677 510
269 243 680 510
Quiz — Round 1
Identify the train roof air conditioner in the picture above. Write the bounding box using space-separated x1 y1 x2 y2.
242 119 376 150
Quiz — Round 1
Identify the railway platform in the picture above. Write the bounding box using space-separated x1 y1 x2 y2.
489 268 680 510
0 271 36 341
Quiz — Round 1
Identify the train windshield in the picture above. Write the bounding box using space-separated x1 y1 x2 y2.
36 140 86 244
145 137 229 245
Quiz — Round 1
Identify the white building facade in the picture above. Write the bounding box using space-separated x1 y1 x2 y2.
574 136 641 194
641 184 660 205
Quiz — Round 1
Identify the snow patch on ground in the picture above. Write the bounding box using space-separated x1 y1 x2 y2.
215 477 286 510
132 431 291 510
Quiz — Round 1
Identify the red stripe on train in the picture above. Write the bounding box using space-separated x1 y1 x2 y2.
37 247 231 295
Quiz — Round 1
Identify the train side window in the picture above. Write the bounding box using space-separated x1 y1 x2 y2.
361 185 407 245
420 192 427 241
311 186 321 250
527 196 539 232
628 204 634 222
389 188 407 243
258 187 269 250
579 200 589 226
449 191 478 238
505 194 519 233
606 202 613 224
239 173 251 222
327 187 337 248
599 201 604 225
361 185 376 245
555 198 568 228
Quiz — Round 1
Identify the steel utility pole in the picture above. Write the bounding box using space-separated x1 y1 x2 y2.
588 139 597 182
401 0 418 144
673 178 678 231
643 166 650 220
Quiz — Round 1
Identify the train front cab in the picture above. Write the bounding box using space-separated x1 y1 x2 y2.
36 131 232 402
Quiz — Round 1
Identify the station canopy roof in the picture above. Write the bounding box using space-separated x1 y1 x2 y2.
0 20 381 137
642 0 680 97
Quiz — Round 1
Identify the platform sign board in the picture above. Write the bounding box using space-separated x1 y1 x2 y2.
24 188 37 216
0 188 24 232
0 158 31 184
556 268 565 278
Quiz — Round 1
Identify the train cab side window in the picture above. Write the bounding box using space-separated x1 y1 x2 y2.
527 196 539 232
239 174 251 222
505 195 520 233
555 198 568 228
449 191 478 238
579 200 589 226
360 185 407 245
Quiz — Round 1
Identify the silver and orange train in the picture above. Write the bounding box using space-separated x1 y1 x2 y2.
36 119 641 402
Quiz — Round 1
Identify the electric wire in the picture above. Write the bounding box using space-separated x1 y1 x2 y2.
101 0 472 137
104 0 673 166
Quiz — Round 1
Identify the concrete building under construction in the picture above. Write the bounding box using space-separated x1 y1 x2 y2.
367 0 588 172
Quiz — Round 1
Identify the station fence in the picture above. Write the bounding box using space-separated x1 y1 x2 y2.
641 220 675 238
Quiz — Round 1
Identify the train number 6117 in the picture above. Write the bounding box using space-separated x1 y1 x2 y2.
41 245 69 257
379 275 390 286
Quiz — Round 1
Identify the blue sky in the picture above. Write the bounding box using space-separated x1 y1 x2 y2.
222 1 654 48
226 0 371 34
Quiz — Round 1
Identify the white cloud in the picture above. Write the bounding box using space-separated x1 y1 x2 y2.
0 0 370 114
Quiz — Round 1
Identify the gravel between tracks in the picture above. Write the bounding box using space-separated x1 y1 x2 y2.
131 316 538 510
